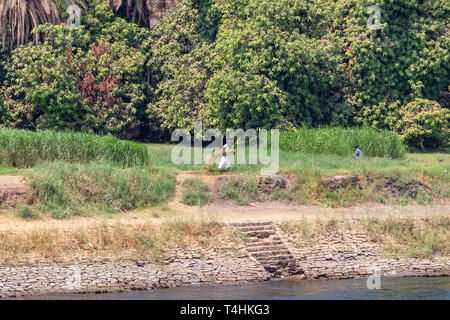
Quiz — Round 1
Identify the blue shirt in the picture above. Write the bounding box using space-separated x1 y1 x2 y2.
353 148 363 158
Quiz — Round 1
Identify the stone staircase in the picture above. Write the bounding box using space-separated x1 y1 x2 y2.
232 222 303 278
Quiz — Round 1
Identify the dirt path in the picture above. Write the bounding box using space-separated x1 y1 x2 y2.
167 172 450 223
0 173 448 233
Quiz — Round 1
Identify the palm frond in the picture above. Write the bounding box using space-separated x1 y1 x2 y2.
0 0 63 49
108 0 178 28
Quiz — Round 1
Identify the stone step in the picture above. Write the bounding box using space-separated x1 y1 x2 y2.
237 225 274 232
250 249 291 258
245 238 282 245
256 254 295 263
230 222 273 227
263 263 298 270
246 244 286 252
242 230 276 238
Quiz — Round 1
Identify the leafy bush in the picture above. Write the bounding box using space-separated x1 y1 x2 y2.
145 0 217 132
207 0 349 130
219 176 258 205
332 0 449 129
1 43 84 130
27 161 176 218
1 1 150 138
0 128 149 168
279 127 406 158
17 206 40 220
396 99 449 150
182 178 211 206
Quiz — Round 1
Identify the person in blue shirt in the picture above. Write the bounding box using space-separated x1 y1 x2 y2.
353 146 363 158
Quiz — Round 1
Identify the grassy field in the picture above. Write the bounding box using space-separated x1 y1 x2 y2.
279 127 406 158
0 166 18 175
0 128 148 168
146 143 449 177
0 127 448 219
24 162 175 219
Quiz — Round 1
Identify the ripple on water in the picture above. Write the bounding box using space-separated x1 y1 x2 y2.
21 277 450 300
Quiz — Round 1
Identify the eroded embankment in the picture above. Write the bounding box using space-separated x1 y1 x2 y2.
1 219 448 298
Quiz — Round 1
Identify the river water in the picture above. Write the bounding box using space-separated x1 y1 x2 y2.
28 277 449 300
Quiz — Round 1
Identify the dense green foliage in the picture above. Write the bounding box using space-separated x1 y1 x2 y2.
207 0 349 129
0 0 448 148
0 127 148 168
28 161 175 218
331 0 449 130
395 99 449 150
1 0 150 138
279 127 406 158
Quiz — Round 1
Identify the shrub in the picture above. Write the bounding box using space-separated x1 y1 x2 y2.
332 0 449 129
182 178 212 206
27 162 176 218
1 2 150 138
1 43 83 131
396 99 449 150
219 176 258 205
279 127 406 158
0 128 149 168
208 0 350 130
17 205 40 220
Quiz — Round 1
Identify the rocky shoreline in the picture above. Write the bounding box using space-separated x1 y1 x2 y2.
1 222 449 298
0 255 447 299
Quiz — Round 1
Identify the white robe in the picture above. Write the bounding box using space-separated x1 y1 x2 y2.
218 144 231 169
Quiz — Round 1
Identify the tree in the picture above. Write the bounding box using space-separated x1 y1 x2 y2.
1 43 84 130
331 0 450 129
207 0 350 129
395 99 449 150
109 0 178 28
145 0 217 132
1 2 150 137
0 0 87 49
0 0 61 49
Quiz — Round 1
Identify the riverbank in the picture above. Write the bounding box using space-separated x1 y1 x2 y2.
1 216 448 298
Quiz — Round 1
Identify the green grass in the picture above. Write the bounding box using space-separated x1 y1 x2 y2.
219 176 259 205
16 205 40 220
1 128 448 214
279 127 406 158
145 144 448 179
361 215 449 258
26 161 176 219
0 128 149 168
181 178 212 207
145 143 448 207
0 166 17 175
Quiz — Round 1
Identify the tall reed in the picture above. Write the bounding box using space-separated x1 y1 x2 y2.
0 128 149 168
279 127 406 158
